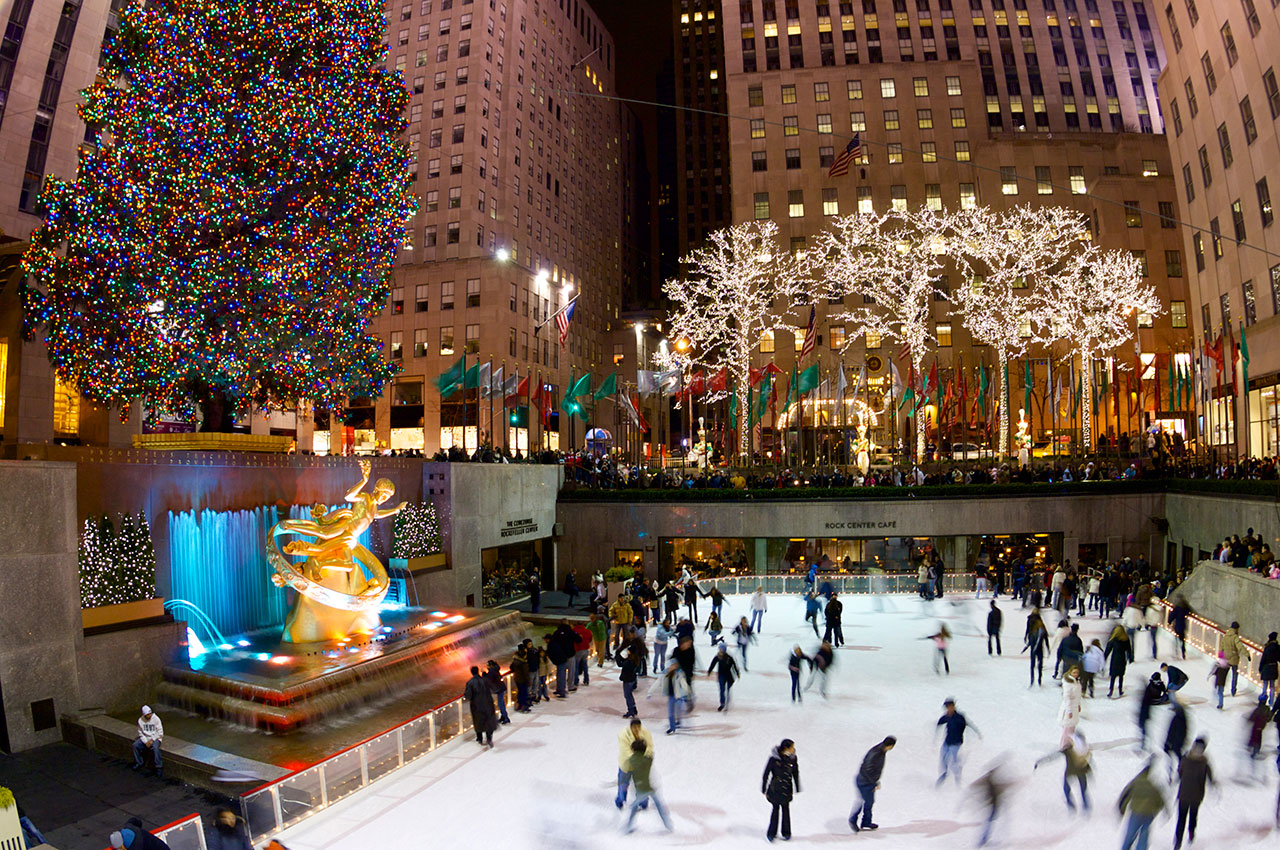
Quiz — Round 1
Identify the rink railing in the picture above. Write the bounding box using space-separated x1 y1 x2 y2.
696 572 976 596
237 674 515 842
1151 599 1265 688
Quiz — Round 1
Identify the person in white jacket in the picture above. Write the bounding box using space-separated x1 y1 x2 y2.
1057 667 1083 748
749 586 767 634
648 660 692 734
132 705 164 777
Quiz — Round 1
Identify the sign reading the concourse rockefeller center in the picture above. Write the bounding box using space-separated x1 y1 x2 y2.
823 520 898 530
500 517 540 538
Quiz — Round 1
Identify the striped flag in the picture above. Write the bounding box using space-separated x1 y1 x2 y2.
800 305 817 360
555 299 576 347
827 134 862 178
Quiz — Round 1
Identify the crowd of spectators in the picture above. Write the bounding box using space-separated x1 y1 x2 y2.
1213 528 1280 579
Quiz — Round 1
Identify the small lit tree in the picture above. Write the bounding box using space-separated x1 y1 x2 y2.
1038 246 1161 451
815 208 956 462
661 220 804 456
950 206 1090 457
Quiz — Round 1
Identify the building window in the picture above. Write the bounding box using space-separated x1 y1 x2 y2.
915 108 933 129
1036 166 1052 195
1217 123 1233 169
926 184 941 210
1141 160 1159 177
814 81 830 101
1001 166 1019 195
857 186 873 213
850 112 867 132
782 84 797 103
441 280 455 309
390 331 403 360
754 192 771 219
848 80 863 99
424 225 437 247
760 329 775 353
786 148 801 169
888 143 903 164
1125 202 1142 227
509 327 517 357
960 183 977 209
817 113 833 134
950 107 967 128
1170 98 1183 136
881 78 896 98
830 325 846 348
1211 218 1224 258
749 85 764 106
446 222 460 244
416 284 430 312
1165 249 1183 279
1243 279 1257 325
822 187 839 215
788 189 805 217
819 146 835 167
466 277 480 307
1240 97 1257 145
1231 199 1247 242
921 141 937 162
1170 301 1187 328
1265 68 1280 119
1133 250 1149 276
464 324 479 354
883 110 900 130
440 327 455 356
1182 163 1196 201
1184 78 1198 117
1198 146 1212 188
508 283 517 312
1272 265 1280 315
784 116 799 135
752 150 768 172
865 330 882 349
1258 178 1274 227
1222 22 1238 66
414 328 429 357
52 379 79 437
891 185 907 210
1220 293 1231 328
946 76 962 96
955 141 970 161
937 323 952 346
751 118 766 138
1241 0 1261 36
1201 52 1216 94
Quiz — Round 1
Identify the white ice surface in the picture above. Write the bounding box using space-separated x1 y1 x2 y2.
276 593 1278 849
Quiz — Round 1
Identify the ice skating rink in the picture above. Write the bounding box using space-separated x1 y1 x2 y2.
276 593 1278 848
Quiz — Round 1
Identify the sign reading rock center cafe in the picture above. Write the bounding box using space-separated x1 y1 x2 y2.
824 520 899 531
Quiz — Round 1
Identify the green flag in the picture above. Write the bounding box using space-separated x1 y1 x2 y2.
1167 358 1176 410
1240 323 1250 392
1023 360 1032 414
463 362 481 389
751 375 771 425
729 388 739 432
786 362 799 411
977 363 989 415
798 363 820 395
435 354 466 397
592 370 617 400
567 372 593 398
898 385 915 411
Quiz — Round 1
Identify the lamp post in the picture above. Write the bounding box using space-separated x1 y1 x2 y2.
675 335 692 470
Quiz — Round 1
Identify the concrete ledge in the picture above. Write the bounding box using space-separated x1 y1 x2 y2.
61 712 288 793
1174 560 1280 646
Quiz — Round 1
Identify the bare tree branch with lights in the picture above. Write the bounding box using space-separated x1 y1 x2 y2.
949 205 1091 457
660 220 804 457
814 208 956 463
1037 246 1162 452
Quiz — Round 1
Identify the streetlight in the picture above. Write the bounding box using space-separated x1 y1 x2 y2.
494 247 511 263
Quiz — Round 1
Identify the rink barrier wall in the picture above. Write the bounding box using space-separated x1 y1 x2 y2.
1152 598 1265 688
697 572 976 595
236 673 516 842
98 813 207 850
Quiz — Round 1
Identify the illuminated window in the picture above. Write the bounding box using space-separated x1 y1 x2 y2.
830 325 846 348
914 78 929 96
414 328 429 357
754 192 771 219
847 80 863 100
1001 166 1019 195
784 116 800 135
937 323 952 346
817 113 833 134
782 84 797 103
760 329 775 353
788 189 805 217
881 79 896 98
954 140 970 161
1142 159 1159 177
53 378 79 437
814 81 830 101
926 184 941 210
850 112 867 132
822 187 839 215
945 76 962 95
440 327 455 356
749 86 764 106
751 118 766 138
891 185 907 210
950 107 966 127
794 329 806 352
1170 300 1187 328
1070 166 1086 194
959 183 977 209
865 330 882 349
884 110 900 130
888 143 903 164
917 108 933 129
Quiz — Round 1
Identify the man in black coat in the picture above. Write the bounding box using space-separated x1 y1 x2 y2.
823 592 844 647
762 739 800 841
548 620 577 697
1057 623 1085 676
671 636 697 687
987 601 1003 655
850 736 896 831
464 665 498 748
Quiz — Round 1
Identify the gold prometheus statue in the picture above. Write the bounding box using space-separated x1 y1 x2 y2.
268 459 406 642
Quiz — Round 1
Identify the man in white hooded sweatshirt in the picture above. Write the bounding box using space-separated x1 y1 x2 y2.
133 705 164 777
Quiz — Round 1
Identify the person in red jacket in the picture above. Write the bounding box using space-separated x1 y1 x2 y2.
571 621 593 688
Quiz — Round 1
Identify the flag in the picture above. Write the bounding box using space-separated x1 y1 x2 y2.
637 370 659 396
463 361 483 389
827 134 862 178
854 363 866 396
800 305 817 360
620 392 647 430
1228 325 1241 396
1206 335 1224 379
593 370 617 400
435 354 466 397
657 369 682 396
798 362 820 395
751 374 772 425
835 365 848 399
567 372 592 399
708 366 728 393
749 366 765 386
555 299 576 347
482 365 503 399
1023 360 1032 414
729 389 739 432
925 360 938 404
889 360 903 401
977 363 989 415
1167 358 1175 411
786 362 799 411
505 372 525 406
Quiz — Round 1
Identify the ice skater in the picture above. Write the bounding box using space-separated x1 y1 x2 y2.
622 739 673 833
1081 639 1104 698
788 645 811 703
649 659 691 735
806 641 835 698
706 643 739 711
1173 737 1214 850
935 698 980 785
1023 610 1048 687
704 609 723 646
652 618 672 673
823 592 844 647
463 666 497 749
732 615 757 671
1138 672 1167 750
1209 651 1230 709
1162 698 1188 781
926 623 952 675
803 591 821 638
1105 624 1133 697
615 718 653 809
849 736 896 832
971 764 1011 847
748 585 767 633
1058 666 1083 748
762 739 800 842
1117 762 1165 850
986 600 1002 655
1034 731 1092 811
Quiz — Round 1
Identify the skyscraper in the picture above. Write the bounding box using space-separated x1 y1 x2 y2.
1154 0 1280 457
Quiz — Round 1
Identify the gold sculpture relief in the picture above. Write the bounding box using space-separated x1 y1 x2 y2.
268 460 406 643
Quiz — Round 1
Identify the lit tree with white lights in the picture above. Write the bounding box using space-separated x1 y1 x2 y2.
1038 246 1162 452
661 220 804 456
950 206 1090 457
815 208 956 463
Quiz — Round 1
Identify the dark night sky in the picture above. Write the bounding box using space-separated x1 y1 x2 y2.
591 0 670 106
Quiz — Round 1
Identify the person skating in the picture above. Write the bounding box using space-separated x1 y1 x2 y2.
615 717 653 809
1117 762 1166 850
926 624 952 674
1161 662 1189 696
587 612 609 667
1105 624 1133 698
619 644 640 718
1246 695 1271 771
704 609 724 647
1023 611 1049 687
1058 666 1083 748
707 643 740 711
510 645 532 712
1082 639 1104 698
1163 697 1189 781
823 592 845 646
1173 737 1214 850
732 615 757 671
803 591 821 638
986 600 1002 655
749 585 767 633
1209 651 1230 709
1050 618 1072 679
683 578 700 622
807 641 835 698
1058 623 1085 677
1222 621 1250 696
671 635 697 688
483 659 510 724
463 666 497 748
703 584 726 620
1138 672 1167 750
762 738 800 842
652 618 672 673
849 736 896 832
649 658 691 734
1259 631 1279 704
935 698 981 785
788 645 812 703
972 764 1012 847
623 738 673 833
548 620 576 698
1034 731 1093 811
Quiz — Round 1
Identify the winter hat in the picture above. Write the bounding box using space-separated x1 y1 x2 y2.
779 738 795 751
110 829 135 848
942 698 955 707
140 705 152 716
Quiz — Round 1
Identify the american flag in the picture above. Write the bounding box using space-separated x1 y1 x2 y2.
555 299 577 347
827 134 861 178
800 304 817 360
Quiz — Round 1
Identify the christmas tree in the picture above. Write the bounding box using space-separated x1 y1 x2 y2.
392 503 443 559
22 0 417 427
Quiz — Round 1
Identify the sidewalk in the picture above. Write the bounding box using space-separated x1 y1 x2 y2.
0 742 234 850
500 590 598 621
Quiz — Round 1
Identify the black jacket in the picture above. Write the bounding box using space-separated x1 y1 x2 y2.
787 651 812 674
1177 751 1213 803
1140 679 1167 718
619 655 638 684
708 651 739 682
547 625 576 664
1059 633 1084 657
1260 640 1280 680
824 598 843 623
1164 665 1188 689
121 818 173 850
856 740 892 786
1104 636 1132 674
987 607 1002 632
1164 704 1188 754
762 748 800 803
671 644 696 681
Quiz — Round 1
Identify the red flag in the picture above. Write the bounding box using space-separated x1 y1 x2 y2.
1226 326 1240 396
687 371 706 397
958 365 968 415
942 377 954 418
1205 336 1224 375
897 341 911 364
507 374 530 407
708 367 728 393
927 361 939 400
749 366 765 386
